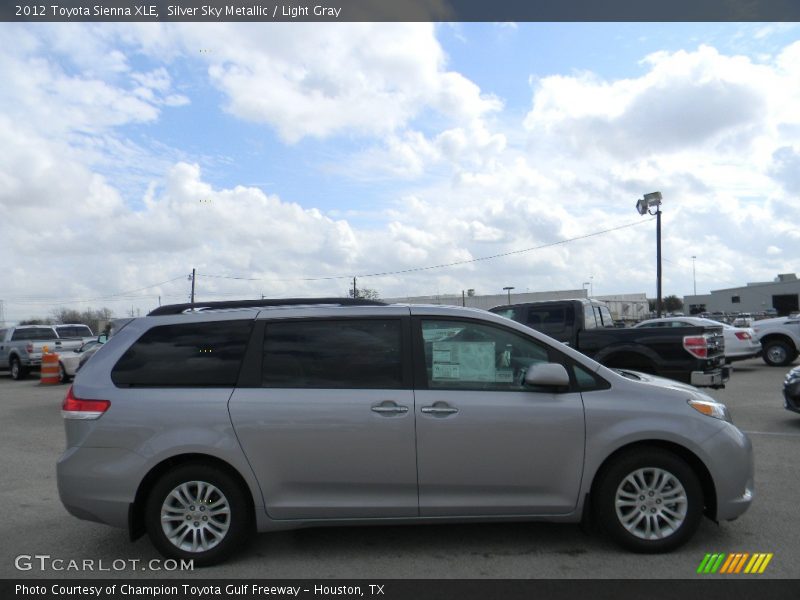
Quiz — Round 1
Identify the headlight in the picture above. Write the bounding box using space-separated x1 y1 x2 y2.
688 398 732 422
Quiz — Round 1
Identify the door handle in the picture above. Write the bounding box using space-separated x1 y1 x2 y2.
421 406 459 415
371 402 409 415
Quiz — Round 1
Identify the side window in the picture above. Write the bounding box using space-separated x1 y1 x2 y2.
421 320 550 391
598 306 614 327
261 319 403 389
584 304 597 329
111 320 253 387
572 364 609 391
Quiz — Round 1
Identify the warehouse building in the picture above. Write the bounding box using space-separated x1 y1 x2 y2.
684 273 800 316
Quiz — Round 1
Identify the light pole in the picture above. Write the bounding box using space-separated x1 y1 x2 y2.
582 281 591 297
503 286 515 305
692 255 697 296
636 191 663 317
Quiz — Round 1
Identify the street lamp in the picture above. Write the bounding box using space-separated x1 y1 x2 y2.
503 286 515 305
692 255 697 296
636 191 663 317
582 281 591 298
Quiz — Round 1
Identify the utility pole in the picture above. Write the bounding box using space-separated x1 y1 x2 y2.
692 256 697 296
353 276 357 299
190 268 196 304
656 208 662 317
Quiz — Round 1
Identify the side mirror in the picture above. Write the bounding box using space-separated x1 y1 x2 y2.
524 363 571 387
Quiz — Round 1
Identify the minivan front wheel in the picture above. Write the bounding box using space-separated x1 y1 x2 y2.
145 464 251 566
595 448 703 553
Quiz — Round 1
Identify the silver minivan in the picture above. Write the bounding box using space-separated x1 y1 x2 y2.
57 299 753 566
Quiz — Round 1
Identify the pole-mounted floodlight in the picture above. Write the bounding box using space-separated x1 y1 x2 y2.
636 192 663 317
503 286 515 304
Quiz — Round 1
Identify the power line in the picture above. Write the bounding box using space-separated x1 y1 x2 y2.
199 217 655 283
2 276 187 305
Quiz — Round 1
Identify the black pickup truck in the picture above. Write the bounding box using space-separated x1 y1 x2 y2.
490 298 729 388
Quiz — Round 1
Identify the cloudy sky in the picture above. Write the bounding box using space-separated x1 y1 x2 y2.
1 21 799 322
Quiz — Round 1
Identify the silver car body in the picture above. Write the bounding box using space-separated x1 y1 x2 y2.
57 304 753 540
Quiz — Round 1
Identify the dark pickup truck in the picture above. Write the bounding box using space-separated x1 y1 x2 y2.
490 298 729 388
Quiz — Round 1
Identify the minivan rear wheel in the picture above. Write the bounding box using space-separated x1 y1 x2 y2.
145 464 251 566
594 448 703 553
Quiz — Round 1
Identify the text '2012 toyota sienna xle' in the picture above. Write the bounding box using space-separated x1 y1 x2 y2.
57 298 754 566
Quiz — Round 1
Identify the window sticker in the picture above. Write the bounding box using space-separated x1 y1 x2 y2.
431 341 496 382
495 369 514 383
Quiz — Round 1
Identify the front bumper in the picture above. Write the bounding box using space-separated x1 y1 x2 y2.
702 423 754 522
691 366 731 389
784 371 800 414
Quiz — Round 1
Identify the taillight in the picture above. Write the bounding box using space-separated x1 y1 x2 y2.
735 331 751 340
683 335 708 358
61 385 110 420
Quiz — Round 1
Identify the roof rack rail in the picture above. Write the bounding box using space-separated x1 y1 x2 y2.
147 297 386 316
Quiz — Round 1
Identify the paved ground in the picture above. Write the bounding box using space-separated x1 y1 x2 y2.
1 358 798 579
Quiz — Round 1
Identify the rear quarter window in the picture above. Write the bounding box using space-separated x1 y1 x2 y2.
111 320 253 387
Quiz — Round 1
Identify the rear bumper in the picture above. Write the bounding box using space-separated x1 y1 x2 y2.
56 446 142 529
690 366 731 388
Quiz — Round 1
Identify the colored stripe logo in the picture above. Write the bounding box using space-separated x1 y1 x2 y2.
697 553 773 574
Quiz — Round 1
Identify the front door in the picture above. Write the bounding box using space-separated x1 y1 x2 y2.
413 315 586 516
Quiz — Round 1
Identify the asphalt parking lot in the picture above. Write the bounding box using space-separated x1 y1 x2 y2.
1 358 798 579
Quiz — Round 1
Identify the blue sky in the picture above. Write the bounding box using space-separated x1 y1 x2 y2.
1 21 799 321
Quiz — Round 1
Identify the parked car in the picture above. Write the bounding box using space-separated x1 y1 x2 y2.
56 339 106 383
633 317 761 363
751 316 800 367
490 299 729 388
0 325 84 380
783 366 800 414
58 298 753 566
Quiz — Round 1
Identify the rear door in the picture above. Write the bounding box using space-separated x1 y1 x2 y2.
229 308 418 519
411 312 585 517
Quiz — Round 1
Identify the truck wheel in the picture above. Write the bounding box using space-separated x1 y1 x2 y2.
762 340 795 367
145 463 251 567
58 363 69 384
10 357 27 380
594 448 703 553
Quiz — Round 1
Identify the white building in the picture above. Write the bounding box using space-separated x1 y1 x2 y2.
684 273 800 316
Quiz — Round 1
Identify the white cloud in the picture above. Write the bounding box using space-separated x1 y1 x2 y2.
184 23 500 142
2 26 800 321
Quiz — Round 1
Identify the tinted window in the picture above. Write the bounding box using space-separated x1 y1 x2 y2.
525 305 573 336
584 304 597 329
56 325 93 338
421 319 550 391
11 328 55 341
262 319 402 389
111 320 253 387
598 306 614 327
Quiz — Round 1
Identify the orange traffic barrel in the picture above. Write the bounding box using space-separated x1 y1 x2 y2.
40 352 60 385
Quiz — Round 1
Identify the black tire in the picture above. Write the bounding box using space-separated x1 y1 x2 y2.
58 363 69 384
145 463 252 567
10 357 27 380
594 448 703 553
762 340 796 367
